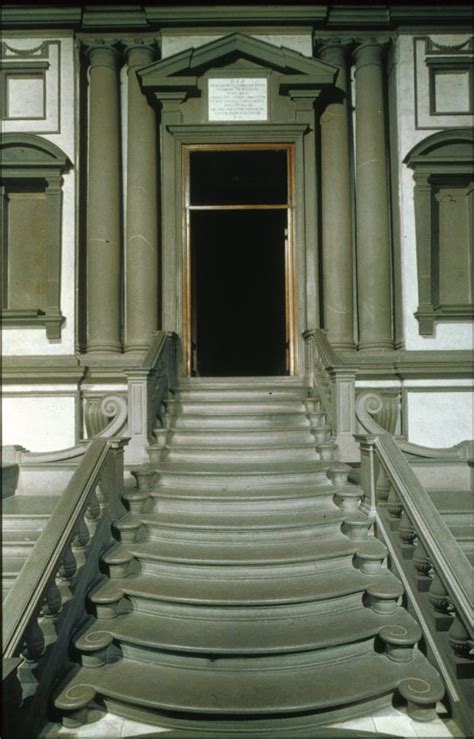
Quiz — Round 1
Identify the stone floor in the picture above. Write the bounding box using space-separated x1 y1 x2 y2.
40 702 465 738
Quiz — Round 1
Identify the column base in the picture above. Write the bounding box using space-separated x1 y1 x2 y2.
357 341 394 352
330 340 356 351
87 342 123 354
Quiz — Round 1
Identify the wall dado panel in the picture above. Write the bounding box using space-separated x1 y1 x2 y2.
1 34 76 356
2 389 79 451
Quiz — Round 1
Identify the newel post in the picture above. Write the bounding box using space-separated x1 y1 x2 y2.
332 368 359 461
99 439 129 515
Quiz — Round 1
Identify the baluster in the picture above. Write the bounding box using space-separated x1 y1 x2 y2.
448 613 473 679
58 544 77 581
22 616 45 662
96 482 107 509
376 465 390 503
40 580 62 619
428 569 453 632
72 518 90 549
398 509 417 552
387 484 402 525
85 489 101 521
413 540 432 591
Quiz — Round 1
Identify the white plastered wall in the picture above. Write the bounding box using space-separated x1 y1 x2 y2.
2 387 78 452
1 33 77 356
395 33 473 352
1 34 79 453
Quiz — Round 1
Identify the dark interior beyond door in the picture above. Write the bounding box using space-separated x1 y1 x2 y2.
192 209 286 376
189 149 289 377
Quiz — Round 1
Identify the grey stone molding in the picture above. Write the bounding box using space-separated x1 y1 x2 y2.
404 128 474 336
2 4 472 30
0 133 71 339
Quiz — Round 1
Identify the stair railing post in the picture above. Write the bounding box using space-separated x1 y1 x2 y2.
303 329 315 394
99 438 128 517
333 368 359 461
355 434 377 516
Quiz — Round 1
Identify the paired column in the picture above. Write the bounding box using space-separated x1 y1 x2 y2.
85 40 123 353
318 40 355 350
354 40 393 351
124 40 159 352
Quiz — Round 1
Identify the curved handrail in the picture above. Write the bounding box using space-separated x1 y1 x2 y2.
97 394 128 438
356 390 473 460
2 438 125 658
371 433 473 635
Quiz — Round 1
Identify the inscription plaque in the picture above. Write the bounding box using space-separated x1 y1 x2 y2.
208 78 268 121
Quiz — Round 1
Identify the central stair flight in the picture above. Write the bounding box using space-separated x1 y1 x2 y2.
56 379 444 735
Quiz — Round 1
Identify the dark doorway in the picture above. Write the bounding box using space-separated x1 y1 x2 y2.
187 147 292 377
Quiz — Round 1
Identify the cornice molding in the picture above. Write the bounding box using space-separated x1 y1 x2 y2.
335 350 474 380
1 4 472 31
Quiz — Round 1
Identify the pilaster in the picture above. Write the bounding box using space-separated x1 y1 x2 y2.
317 38 355 350
354 39 393 352
124 39 160 353
84 39 123 354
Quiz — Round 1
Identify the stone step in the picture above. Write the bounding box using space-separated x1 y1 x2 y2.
2 494 59 531
55 647 441 718
135 508 345 542
147 487 339 515
90 568 402 609
77 597 416 656
1 529 42 547
107 534 357 570
439 509 473 526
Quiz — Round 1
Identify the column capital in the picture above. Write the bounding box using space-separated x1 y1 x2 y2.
123 37 159 67
315 37 353 67
83 38 121 68
353 38 390 67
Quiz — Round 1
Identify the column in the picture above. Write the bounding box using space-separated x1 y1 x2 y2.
319 40 354 350
85 40 122 353
354 40 393 351
124 40 159 353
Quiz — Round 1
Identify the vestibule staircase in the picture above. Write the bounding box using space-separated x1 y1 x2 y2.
53 379 444 735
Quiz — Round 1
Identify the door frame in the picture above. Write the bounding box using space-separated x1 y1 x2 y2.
182 142 296 377
162 124 317 378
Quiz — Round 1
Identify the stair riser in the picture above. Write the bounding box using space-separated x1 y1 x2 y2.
139 558 353 581
152 496 337 516
171 416 311 429
125 591 364 622
164 448 317 464
145 521 342 542
156 470 329 489
118 637 374 667
168 402 306 415
174 390 307 402
2 519 49 532
167 430 314 446
2 545 35 558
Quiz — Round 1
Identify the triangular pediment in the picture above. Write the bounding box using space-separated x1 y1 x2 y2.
138 32 337 87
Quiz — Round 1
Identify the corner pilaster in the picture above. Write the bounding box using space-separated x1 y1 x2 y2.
354 39 393 352
84 39 123 354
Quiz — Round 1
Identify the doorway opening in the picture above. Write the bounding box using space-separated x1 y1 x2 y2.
184 145 295 377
